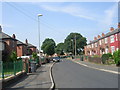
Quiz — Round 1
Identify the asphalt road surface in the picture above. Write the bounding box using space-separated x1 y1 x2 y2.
52 59 118 88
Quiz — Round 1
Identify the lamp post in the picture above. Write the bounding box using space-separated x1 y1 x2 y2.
38 14 43 65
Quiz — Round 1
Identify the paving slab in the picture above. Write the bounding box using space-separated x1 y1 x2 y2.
5 62 53 89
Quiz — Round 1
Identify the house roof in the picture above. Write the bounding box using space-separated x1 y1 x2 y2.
87 28 120 45
17 40 27 46
27 43 36 48
0 32 17 41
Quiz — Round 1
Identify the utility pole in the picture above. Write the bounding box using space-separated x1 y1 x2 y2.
75 35 77 59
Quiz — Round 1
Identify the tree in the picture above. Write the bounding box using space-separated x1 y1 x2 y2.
32 52 38 60
113 49 120 66
41 38 56 56
64 33 87 55
55 43 65 55
10 51 17 62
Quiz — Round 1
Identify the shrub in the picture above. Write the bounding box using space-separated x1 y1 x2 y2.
10 51 17 62
113 50 120 66
101 54 109 64
107 53 113 59
93 55 100 58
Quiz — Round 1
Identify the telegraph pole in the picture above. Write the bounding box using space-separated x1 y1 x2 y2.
75 35 77 59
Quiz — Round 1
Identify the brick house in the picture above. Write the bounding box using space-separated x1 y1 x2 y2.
17 40 28 57
25 39 37 55
1 32 17 56
84 23 120 56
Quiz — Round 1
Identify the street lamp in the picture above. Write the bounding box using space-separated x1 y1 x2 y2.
38 14 43 66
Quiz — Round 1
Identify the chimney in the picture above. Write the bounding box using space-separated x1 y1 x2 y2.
12 34 16 39
118 22 120 28
110 27 114 32
94 37 97 40
0 25 2 32
25 39 28 44
97 35 101 38
102 33 105 37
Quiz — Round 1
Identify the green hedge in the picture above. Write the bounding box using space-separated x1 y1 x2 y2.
113 50 120 66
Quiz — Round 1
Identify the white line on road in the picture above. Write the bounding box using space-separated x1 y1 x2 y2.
49 62 55 90
72 60 119 74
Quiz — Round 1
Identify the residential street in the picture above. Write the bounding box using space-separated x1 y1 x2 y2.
52 59 118 88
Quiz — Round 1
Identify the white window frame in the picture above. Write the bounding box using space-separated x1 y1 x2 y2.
111 46 115 54
105 38 108 44
110 35 114 43
116 34 118 41
99 40 102 45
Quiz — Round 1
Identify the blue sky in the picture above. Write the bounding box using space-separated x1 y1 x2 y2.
1 2 118 48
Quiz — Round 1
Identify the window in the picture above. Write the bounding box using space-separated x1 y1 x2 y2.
95 43 97 47
105 38 108 43
116 34 118 41
111 46 115 54
105 48 108 54
99 40 101 45
12 41 15 47
110 35 114 43
102 39 104 44
92 44 94 48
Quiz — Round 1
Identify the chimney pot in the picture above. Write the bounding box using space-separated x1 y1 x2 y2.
0 25 2 32
97 35 101 38
102 33 105 37
94 37 97 40
118 22 120 28
12 34 16 39
25 39 28 44
110 27 114 32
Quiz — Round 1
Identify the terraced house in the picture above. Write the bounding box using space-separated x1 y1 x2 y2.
84 23 120 56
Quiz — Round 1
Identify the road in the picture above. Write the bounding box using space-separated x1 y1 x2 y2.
52 59 118 88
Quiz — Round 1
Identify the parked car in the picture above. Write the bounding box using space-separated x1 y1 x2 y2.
53 57 60 62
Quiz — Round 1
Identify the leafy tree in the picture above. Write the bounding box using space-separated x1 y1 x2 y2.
10 51 17 62
32 52 38 60
41 38 56 56
64 33 87 55
55 43 64 55
113 50 120 66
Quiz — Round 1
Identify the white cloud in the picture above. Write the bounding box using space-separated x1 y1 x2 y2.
41 3 118 32
41 4 96 21
98 3 118 29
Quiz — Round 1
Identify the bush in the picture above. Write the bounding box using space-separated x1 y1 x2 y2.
10 51 17 62
93 55 100 58
107 53 113 59
113 50 120 66
101 54 109 64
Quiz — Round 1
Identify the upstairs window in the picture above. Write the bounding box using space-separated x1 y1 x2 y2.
99 40 102 45
105 38 108 43
110 35 114 43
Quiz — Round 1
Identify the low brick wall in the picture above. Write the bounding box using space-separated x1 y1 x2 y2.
88 57 102 64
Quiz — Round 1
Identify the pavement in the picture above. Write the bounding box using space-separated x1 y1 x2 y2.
52 59 118 88
5 62 54 89
71 59 119 74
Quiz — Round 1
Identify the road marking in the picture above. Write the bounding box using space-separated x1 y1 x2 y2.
72 60 119 74
49 62 55 90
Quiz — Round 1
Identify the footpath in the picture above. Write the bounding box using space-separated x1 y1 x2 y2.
5 62 54 89
71 59 119 74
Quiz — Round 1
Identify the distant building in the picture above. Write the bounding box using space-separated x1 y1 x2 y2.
84 23 120 56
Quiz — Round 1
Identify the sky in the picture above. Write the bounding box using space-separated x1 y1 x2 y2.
1 1 118 49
